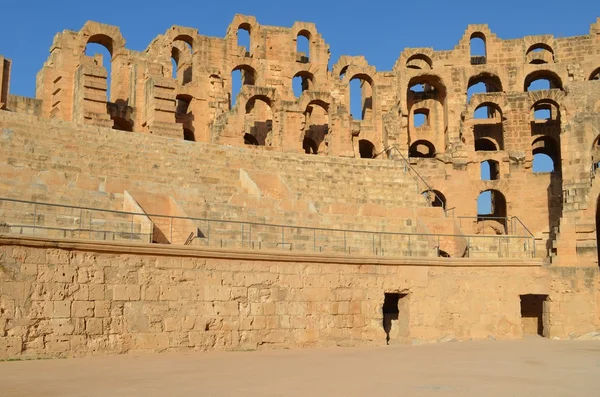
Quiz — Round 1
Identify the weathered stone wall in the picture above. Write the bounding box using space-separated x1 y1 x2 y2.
0 236 564 359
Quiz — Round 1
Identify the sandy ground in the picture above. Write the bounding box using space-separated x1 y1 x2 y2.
2 338 600 397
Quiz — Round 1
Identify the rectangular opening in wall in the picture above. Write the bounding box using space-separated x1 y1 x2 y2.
382 292 409 344
520 294 548 337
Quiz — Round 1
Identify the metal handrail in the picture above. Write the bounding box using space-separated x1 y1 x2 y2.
0 197 533 240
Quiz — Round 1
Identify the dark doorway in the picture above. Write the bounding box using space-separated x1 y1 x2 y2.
382 292 408 344
520 294 547 337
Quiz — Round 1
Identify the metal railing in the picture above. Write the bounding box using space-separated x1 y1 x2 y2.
0 197 536 259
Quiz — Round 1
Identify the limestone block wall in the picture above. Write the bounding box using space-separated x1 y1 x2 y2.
0 236 568 359
0 110 430 236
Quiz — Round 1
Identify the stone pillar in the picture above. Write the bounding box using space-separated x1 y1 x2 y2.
143 77 183 138
73 64 112 128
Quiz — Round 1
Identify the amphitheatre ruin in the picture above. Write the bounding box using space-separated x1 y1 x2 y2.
0 14 600 359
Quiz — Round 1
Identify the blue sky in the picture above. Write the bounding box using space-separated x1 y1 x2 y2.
1 0 597 97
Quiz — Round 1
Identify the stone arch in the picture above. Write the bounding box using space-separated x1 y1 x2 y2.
422 189 446 209
409 140 436 158
468 72 503 96
470 31 487 64
589 67 600 80
358 139 376 159
477 188 508 234
78 22 126 57
302 100 329 155
529 98 562 122
231 63 259 108
524 70 563 91
295 29 312 63
532 135 560 173
406 73 448 154
171 41 193 84
406 53 433 70
244 94 275 146
347 71 375 121
227 15 258 56
473 101 504 121
526 43 555 64
293 70 315 97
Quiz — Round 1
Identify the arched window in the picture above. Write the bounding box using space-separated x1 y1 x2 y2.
526 44 554 64
231 65 257 108
358 139 375 158
474 103 502 120
85 41 112 100
524 71 563 91
296 31 310 63
470 33 486 65
350 75 373 121
532 136 560 173
481 160 500 180
475 138 499 152
238 24 251 57
303 102 328 155
477 189 507 233
293 71 313 97
422 190 446 209
406 54 433 70
409 140 436 158
244 96 272 146
467 73 502 102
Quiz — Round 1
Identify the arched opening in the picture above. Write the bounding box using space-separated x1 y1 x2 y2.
413 108 429 128
237 24 251 57
531 100 560 123
474 103 502 120
526 43 554 64
170 39 193 85
293 71 313 97
422 190 446 209
303 102 328 155
481 160 500 180
474 138 499 151
477 189 507 234
406 54 433 70
470 32 486 65
467 73 502 102
231 65 257 108
532 136 560 173
409 140 436 158
358 139 375 159
183 128 195 142
473 102 504 151
85 41 112 100
244 96 272 146
407 74 447 157
524 71 563 91
349 75 373 121
590 68 600 81
296 31 310 63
